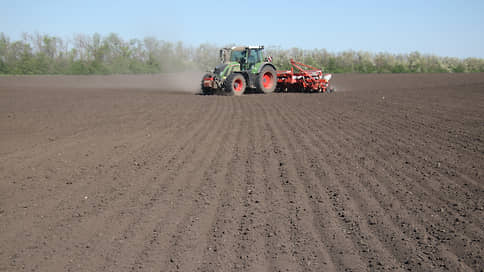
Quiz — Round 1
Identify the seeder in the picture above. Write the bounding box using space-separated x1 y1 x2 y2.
276 59 334 93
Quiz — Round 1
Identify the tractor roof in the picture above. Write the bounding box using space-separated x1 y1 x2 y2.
228 46 264 51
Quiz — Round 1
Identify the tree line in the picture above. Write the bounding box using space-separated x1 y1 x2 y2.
1 32 483 75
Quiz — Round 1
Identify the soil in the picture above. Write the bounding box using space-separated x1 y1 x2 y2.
0 73 483 271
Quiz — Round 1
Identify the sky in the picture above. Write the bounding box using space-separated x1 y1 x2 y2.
1 0 484 58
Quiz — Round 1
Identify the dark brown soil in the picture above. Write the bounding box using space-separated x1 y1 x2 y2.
0 73 483 271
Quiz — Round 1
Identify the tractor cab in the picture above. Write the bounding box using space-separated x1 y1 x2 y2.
220 46 264 70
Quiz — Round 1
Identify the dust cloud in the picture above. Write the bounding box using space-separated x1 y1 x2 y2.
0 72 205 94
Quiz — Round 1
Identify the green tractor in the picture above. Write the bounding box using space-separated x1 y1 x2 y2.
201 46 277 96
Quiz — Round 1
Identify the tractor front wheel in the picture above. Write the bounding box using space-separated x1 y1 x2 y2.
256 65 277 94
224 73 246 96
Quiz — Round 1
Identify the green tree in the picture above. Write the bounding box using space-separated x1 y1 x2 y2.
0 32 482 75
0 33 9 73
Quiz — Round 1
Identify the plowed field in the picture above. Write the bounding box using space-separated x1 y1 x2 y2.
1 73 483 271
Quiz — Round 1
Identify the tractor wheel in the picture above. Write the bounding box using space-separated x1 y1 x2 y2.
201 73 213 95
256 65 277 94
224 73 246 96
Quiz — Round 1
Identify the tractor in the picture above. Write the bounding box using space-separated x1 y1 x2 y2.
201 46 277 96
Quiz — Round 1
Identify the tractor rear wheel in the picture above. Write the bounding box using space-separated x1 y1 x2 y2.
256 65 277 93
224 73 246 96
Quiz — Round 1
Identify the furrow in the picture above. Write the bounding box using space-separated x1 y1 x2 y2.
197 97 278 272
298 100 484 269
292 97 477 270
271 97 405 271
88 96 232 272
10 96 223 271
119 96 238 272
0 95 202 236
256 96 338 271
229 98 270 272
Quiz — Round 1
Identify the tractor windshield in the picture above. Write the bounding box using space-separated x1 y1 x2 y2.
230 50 246 62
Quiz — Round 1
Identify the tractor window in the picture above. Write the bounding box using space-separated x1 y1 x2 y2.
230 50 245 62
248 49 261 65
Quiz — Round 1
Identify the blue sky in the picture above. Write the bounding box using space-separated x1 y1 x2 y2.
2 0 483 58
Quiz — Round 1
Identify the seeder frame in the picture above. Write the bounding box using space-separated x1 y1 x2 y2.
276 59 332 93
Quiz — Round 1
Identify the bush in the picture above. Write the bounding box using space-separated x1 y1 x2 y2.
0 32 483 75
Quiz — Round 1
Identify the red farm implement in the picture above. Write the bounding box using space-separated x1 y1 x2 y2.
276 59 334 93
